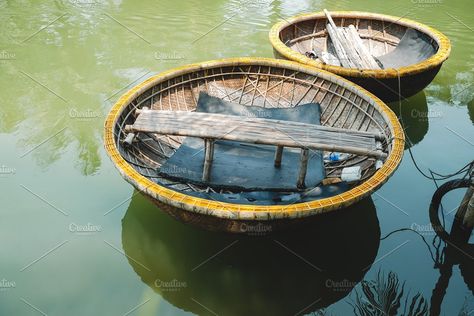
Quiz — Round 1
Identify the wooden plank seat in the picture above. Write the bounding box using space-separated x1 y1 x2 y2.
125 110 387 188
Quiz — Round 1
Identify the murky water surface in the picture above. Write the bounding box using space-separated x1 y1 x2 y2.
0 0 473 315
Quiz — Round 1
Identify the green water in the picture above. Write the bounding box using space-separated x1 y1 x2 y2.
0 0 473 315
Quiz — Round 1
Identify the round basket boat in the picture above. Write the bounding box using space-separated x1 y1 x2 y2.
269 11 451 102
104 58 404 233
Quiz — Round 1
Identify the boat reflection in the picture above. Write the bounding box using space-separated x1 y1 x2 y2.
468 98 474 125
388 91 429 149
122 194 380 315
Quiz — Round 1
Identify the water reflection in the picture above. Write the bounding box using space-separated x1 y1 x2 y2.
351 270 430 315
428 179 474 315
388 91 429 149
0 0 277 175
122 194 380 315
468 98 474 125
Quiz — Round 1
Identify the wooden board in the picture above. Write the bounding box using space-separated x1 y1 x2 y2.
324 9 381 69
126 110 386 159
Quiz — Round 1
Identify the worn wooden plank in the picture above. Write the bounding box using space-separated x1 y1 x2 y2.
340 26 366 68
321 51 341 66
324 10 356 68
347 25 381 69
324 10 380 70
326 23 352 68
127 110 387 159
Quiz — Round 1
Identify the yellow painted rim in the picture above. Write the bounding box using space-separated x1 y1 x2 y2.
104 57 405 220
269 11 451 78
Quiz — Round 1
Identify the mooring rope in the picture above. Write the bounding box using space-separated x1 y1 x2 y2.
394 69 474 184
380 227 437 263
379 71 473 265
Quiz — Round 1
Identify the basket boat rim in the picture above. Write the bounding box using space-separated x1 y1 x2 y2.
104 57 405 220
269 10 451 79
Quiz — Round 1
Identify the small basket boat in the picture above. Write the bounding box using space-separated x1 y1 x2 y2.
104 58 404 233
269 11 451 102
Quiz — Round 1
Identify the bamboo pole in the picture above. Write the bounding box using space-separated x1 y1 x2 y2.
323 10 380 70
326 23 351 68
324 10 356 68
347 25 381 69
297 148 309 188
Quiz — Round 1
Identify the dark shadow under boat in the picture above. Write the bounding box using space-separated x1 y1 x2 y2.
388 91 429 149
121 194 380 316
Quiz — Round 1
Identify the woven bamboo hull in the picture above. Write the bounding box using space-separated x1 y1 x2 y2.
269 11 451 102
147 194 365 233
104 58 405 232
273 49 442 101
348 65 442 101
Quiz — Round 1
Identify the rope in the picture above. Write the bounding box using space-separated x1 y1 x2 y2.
429 179 472 244
394 69 474 183
380 228 437 263
390 71 473 266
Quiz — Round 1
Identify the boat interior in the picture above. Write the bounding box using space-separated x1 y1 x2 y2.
115 64 393 205
279 15 438 69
